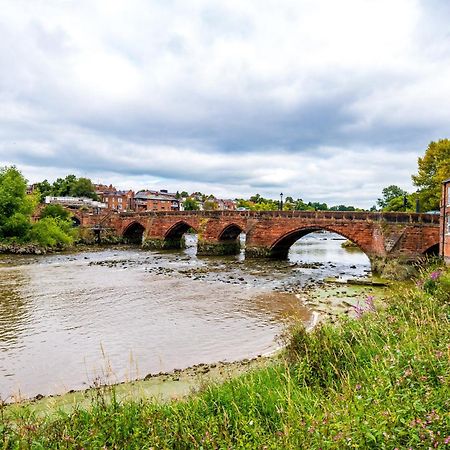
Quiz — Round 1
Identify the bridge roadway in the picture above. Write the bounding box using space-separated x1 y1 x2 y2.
77 210 440 274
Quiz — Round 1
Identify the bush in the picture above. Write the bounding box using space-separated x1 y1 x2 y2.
28 217 74 247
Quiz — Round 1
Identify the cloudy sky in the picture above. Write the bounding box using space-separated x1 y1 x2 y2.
1 0 449 207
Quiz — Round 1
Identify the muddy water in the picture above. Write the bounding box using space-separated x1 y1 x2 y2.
0 232 370 400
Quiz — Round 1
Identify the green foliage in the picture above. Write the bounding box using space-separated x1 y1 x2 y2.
377 185 408 209
0 166 75 249
329 204 357 211
71 177 97 199
35 174 98 202
382 193 416 212
203 199 218 210
28 217 74 247
0 166 37 240
2 267 449 448
412 138 450 211
183 197 200 210
34 179 52 202
40 204 71 221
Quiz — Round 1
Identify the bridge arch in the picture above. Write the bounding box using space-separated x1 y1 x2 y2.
218 223 244 241
422 242 440 256
71 215 81 227
269 226 369 259
164 221 197 240
123 221 146 244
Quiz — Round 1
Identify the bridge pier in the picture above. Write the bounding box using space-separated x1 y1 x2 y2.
197 239 241 256
142 237 183 250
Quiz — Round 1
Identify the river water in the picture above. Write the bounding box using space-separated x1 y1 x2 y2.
0 232 370 400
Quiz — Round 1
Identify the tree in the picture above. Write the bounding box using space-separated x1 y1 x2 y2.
70 177 97 199
377 185 408 209
0 166 74 247
203 200 218 210
34 179 52 202
0 166 36 239
183 198 199 211
412 139 450 211
40 204 71 221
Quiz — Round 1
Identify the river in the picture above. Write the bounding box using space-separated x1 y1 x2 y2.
0 232 370 400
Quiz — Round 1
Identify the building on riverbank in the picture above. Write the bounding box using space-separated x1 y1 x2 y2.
441 178 450 264
134 190 180 211
44 196 107 210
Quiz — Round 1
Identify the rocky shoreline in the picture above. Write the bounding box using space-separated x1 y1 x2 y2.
0 242 50 254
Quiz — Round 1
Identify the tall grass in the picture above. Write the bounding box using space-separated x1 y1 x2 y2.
1 267 449 449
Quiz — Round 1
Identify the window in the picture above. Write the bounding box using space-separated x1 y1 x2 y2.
447 217 450 235
447 186 450 206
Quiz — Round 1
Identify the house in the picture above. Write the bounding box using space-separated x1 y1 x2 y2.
102 190 135 212
217 199 237 210
134 190 180 212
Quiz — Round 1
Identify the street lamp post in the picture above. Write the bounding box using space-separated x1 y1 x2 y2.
280 192 283 211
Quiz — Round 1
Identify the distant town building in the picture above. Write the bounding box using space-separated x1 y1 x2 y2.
45 196 107 210
102 190 135 212
217 199 237 210
441 178 450 264
26 184 38 195
134 190 180 212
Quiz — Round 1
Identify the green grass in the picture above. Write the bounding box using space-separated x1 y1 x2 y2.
1 267 449 449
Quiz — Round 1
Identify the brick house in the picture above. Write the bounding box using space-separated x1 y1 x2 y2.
217 199 237 210
134 190 180 212
441 178 450 264
102 190 135 212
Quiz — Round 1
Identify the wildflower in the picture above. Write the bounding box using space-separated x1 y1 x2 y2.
430 270 442 281
355 384 362 391
353 296 376 318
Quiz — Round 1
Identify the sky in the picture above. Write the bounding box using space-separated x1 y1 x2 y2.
0 0 449 208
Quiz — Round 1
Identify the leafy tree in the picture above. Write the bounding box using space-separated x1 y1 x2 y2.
412 139 450 211
307 201 328 211
329 205 357 211
382 194 415 212
183 198 199 211
34 179 52 202
35 175 98 202
70 177 97 199
180 191 189 198
40 204 71 221
28 217 74 247
52 175 77 197
203 200 218 210
0 166 74 247
0 166 37 239
377 185 408 209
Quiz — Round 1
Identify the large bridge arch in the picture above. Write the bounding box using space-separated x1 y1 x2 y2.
122 221 146 244
268 225 371 259
164 220 198 240
218 223 244 241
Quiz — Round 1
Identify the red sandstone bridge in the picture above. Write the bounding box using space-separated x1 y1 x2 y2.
77 210 440 271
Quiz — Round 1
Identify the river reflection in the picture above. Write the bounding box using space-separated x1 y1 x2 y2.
0 232 370 400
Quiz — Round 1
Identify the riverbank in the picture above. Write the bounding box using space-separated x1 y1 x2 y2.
2 266 448 448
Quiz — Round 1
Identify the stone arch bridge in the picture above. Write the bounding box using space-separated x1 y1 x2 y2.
77 210 440 273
